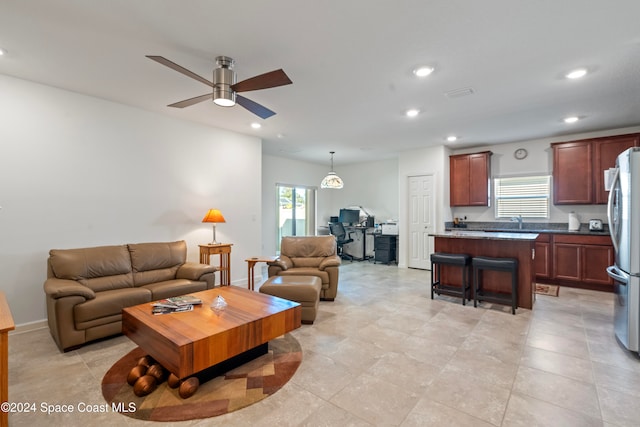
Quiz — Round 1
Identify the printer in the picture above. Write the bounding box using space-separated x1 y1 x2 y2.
381 222 398 235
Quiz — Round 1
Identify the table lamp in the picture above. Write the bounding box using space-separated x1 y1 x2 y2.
202 209 226 244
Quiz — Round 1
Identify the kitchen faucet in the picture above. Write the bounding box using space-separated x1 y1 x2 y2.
511 215 523 229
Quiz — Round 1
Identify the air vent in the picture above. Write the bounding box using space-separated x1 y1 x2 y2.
445 87 475 98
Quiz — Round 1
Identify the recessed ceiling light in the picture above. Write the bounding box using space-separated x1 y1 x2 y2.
250 122 261 129
413 66 434 77
406 109 420 117
446 136 458 142
565 68 588 79
563 116 580 124
0 48 6 56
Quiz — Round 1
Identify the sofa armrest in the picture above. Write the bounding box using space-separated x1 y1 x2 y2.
176 262 217 281
43 278 95 300
318 255 341 270
267 255 293 271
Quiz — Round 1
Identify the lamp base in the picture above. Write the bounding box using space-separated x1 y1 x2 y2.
209 225 218 245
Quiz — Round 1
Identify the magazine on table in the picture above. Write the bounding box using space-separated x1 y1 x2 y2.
152 295 203 308
152 304 194 315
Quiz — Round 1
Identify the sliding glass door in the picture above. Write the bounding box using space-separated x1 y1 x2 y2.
276 184 316 251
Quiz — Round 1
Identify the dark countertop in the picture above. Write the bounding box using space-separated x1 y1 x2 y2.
431 231 539 241
445 221 610 236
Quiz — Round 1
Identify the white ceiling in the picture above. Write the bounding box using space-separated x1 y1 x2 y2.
1 0 639 165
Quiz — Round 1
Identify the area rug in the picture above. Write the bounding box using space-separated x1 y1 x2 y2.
535 283 559 297
101 334 302 422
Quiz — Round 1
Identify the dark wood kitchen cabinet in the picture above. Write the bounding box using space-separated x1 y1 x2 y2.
550 234 614 290
449 151 491 206
534 234 551 281
552 133 639 205
593 134 640 203
552 140 592 204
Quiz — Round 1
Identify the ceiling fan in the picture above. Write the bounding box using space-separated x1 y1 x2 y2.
146 55 292 119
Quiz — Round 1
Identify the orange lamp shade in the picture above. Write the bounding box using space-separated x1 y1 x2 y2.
202 209 226 223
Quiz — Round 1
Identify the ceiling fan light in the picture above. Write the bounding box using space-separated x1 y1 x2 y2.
213 60 237 107
213 94 235 107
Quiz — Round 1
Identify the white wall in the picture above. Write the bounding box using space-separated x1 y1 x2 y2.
0 74 262 326
326 158 399 224
449 126 640 225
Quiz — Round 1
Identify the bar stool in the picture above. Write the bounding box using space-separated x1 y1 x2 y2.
430 252 472 305
472 256 518 314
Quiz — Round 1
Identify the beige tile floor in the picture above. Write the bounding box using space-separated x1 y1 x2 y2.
7 261 640 426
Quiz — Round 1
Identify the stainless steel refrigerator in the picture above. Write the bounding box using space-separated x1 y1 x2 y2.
607 147 640 352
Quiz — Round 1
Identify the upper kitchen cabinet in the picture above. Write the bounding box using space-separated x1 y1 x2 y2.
552 140 592 204
593 134 640 204
450 151 492 206
552 133 639 205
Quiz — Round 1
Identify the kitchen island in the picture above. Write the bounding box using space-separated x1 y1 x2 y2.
430 231 538 310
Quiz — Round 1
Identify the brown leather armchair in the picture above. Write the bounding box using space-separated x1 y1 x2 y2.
267 236 341 300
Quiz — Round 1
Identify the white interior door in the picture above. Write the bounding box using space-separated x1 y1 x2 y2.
408 174 435 269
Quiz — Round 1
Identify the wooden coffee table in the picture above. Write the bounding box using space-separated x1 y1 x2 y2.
122 286 301 380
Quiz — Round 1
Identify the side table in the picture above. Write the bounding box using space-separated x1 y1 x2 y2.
199 243 233 286
245 256 278 290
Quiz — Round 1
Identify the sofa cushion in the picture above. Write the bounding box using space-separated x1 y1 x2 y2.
49 245 134 292
74 287 151 328
129 241 186 286
142 279 208 300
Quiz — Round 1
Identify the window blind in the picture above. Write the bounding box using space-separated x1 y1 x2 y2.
494 175 551 218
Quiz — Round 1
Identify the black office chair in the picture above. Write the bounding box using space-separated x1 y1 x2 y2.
329 222 354 261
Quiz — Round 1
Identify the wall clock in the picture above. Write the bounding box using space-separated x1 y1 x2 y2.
514 148 528 160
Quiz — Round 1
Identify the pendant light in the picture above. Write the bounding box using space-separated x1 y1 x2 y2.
320 151 344 189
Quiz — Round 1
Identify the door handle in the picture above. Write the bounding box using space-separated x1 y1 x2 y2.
606 265 628 284
607 167 620 255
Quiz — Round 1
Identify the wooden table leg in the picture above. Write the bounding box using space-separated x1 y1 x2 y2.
248 261 259 290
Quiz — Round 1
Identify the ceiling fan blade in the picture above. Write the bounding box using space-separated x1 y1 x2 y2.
236 95 276 119
146 55 213 88
231 69 292 93
168 93 212 108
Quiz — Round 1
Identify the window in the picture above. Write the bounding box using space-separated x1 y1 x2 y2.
276 184 317 251
494 175 551 218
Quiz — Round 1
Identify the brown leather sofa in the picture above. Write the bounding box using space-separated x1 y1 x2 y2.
267 236 341 300
44 240 216 352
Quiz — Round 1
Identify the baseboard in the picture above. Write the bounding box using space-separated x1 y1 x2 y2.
11 319 47 335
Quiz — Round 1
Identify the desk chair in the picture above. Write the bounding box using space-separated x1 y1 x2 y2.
329 222 354 261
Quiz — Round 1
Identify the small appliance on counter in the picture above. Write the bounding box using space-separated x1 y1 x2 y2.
589 218 604 231
568 212 580 231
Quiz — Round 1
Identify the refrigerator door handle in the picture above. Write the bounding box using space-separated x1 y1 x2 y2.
607 167 621 255
607 265 628 284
